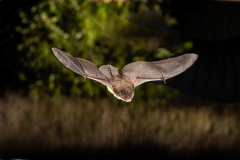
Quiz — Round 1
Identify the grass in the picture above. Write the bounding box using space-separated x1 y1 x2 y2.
1 92 240 159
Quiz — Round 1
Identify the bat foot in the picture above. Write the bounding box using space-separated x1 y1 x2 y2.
163 78 166 84
84 74 87 81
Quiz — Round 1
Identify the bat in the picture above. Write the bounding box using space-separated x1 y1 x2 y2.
52 48 198 102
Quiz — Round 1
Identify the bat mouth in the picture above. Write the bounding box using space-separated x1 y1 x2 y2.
125 98 132 102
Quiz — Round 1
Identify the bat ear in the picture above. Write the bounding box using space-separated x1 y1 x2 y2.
99 65 120 79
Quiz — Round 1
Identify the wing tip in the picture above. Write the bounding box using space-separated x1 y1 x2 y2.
185 53 198 61
183 53 198 69
52 48 65 57
52 47 58 53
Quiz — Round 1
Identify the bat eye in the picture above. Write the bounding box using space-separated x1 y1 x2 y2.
120 90 126 96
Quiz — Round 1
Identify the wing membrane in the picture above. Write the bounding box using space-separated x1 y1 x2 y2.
122 54 198 87
52 48 111 87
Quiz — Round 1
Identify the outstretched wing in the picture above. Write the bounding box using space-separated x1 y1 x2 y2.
52 48 111 87
122 54 198 87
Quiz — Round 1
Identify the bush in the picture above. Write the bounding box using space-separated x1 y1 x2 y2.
16 0 179 107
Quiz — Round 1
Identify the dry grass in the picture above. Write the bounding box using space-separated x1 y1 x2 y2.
1 93 240 158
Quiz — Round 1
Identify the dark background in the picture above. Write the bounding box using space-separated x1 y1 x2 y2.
1 0 240 159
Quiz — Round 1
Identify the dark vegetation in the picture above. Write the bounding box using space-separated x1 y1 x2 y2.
1 93 240 159
1 0 240 159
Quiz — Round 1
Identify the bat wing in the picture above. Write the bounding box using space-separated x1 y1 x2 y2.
122 54 198 87
52 48 112 88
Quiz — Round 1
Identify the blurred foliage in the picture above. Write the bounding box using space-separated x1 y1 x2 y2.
16 0 180 107
2 93 240 157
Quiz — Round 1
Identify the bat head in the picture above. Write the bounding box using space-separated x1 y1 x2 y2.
107 86 135 102
107 76 135 102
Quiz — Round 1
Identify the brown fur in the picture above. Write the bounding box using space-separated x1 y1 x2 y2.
109 75 134 100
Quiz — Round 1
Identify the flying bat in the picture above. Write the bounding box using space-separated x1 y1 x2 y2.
52 48 198 102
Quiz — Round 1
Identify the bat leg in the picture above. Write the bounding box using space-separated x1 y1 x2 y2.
84 74 87 81
163 78 166 84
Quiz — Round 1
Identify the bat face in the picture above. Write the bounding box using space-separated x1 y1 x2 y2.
52 48 198 102
107 75 135 102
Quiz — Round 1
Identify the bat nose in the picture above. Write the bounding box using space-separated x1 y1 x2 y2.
125 95 132 99
125 95 132 102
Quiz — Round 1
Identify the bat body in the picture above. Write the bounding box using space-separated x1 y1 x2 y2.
52 48 198 102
